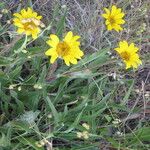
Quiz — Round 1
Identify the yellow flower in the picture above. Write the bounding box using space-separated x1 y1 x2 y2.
102 5 125 32
115 41 142 69
45 31 84 66
13 7 44 39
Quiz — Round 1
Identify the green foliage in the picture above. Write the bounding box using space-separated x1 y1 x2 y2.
0 0 149 150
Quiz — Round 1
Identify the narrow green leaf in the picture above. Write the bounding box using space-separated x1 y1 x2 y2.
122 80 135 105
45 96 59 124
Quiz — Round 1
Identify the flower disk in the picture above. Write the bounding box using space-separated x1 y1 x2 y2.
13 7 44 39
115 41 142 69
45 31 84 66
102 5 125 32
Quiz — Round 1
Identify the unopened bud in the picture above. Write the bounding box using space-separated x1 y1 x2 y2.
2 9 8 14
82 123 90 130
22 49 28 53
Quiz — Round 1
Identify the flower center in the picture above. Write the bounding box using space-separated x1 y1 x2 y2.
56 42 70 57
109 16 116 25
21 18 40 30
120 51 130 61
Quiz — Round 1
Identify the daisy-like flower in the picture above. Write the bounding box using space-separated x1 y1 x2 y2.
13 7 45 39
102 5 125 32
45 31 84 66
115 41 142 69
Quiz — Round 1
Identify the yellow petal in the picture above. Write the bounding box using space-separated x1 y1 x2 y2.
132 62 138 68
14 22 24 28
116 8 121 14
26 30 31 35
45 48 57 56
125 62 131 69
78 50 84 57
32 12 37 17
73 35 80 41
120 40 128 48
46 34 59 48
13 13 22 19
105 20 110 25
107 24 112 30
138 59 142 65
31 32 38 39
129 43 139 52
36 15 42 19
27 7 33 14
17 28 25 34
75 50 84 58
13 18 20 22
114 24 122 32
115 13 125 19
70 58 78 64
50 54 58 63
64 31 73 42
64 57 70 66
114 48 120 53
47 40 57 48
104 8 110 15
116 19 125 24
102 14 108 19
111 5 117 15
21 9 26 16
50 34 59 43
